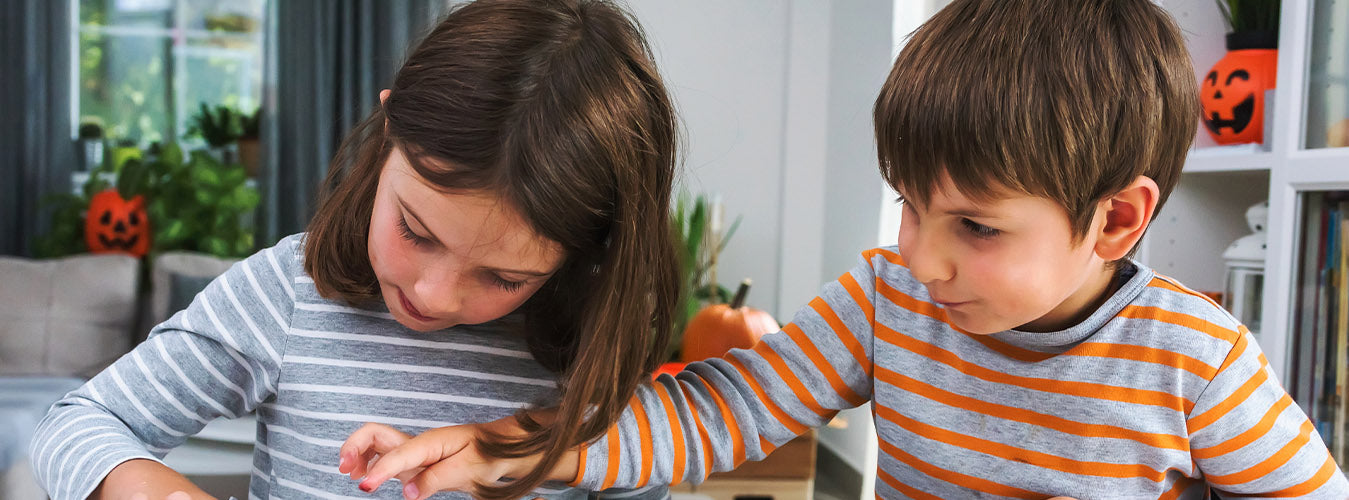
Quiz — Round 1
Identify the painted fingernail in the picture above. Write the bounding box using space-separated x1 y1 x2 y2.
403 483 420 500
359 480 375 493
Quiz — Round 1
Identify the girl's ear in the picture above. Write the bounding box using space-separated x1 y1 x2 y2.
1093 175 1160 261
379 89 391 106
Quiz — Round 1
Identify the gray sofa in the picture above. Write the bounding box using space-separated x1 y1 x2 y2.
0 251 236 500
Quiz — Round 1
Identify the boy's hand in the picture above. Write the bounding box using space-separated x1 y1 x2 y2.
339 418 578 500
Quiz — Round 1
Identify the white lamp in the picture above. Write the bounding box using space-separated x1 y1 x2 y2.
1222 201 1268 334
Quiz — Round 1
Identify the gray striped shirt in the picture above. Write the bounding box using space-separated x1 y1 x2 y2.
29 234 665 500
573 247 1349 498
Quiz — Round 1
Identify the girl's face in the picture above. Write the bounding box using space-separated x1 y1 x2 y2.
368 146 565 332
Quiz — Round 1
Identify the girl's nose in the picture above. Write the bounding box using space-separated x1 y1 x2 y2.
414 273 462 319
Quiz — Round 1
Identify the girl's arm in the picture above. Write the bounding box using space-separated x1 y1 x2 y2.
91 459 216 500
344 252 887 497
27 235 302 500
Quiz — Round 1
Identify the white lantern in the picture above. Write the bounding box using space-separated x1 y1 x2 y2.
1222 201 1268 334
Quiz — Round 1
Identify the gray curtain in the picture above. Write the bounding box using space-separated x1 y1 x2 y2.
259 0 453 246
1 0 75 256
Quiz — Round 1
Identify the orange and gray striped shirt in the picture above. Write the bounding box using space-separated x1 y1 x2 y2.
572 247 1349 498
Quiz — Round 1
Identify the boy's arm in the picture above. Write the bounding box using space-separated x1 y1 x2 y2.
349 253 882 494
1189 329 1349 496
574 254 879 488
28 236 301 500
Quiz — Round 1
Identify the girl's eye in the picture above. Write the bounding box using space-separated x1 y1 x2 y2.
490 274 525 293
397 216 432 247
961 218 1000 239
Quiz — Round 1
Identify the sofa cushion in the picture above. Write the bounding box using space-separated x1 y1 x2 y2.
146 251 238 341
0 254 140 377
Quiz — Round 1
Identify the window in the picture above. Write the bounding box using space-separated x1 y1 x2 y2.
75 0 265 145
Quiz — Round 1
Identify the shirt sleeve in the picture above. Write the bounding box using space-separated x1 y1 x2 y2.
1188 329 1349 497
27 235 303 500
572 254 880 489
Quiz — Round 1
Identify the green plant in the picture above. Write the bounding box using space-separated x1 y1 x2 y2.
32 142 259 259
1214 0 1280 33
668 193 741 360
185 103 244 148
240 108 260 140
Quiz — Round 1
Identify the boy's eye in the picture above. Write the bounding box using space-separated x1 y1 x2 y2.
961 218 1000 239
489 274 525 293
397 216 432 247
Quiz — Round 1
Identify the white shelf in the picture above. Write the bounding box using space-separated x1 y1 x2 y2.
1184 144 1274 173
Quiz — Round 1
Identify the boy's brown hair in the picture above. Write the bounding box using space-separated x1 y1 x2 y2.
303 0 679 497
875 0 1199 252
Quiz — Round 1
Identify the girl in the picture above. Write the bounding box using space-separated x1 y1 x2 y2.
28 0 679 498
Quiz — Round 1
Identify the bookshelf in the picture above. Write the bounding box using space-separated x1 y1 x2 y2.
1144 0 1349 459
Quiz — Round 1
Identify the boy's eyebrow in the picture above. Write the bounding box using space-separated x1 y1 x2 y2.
397 196 554 278
943 207 995 219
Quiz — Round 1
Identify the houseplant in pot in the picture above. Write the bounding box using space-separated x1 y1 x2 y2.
1200 0 1280 145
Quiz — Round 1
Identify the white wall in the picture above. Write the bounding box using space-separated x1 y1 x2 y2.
626 0 894 488
624 1 793 316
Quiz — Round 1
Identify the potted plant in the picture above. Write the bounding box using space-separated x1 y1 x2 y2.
667 193 741 361
185 103 243 163
1200 0 1280 145
33 142 259 260
237 108 261 178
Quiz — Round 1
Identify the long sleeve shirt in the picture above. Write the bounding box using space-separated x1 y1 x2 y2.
572 247 1349 498
29 234 666 500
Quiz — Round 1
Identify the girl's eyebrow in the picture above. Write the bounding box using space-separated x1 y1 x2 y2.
398 196 553 277
482 265 552 277
398 197 445 246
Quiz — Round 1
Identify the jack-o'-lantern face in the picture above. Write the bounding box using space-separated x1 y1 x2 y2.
1198 49 1277 145
85 189 151 257
1202 68 1255 136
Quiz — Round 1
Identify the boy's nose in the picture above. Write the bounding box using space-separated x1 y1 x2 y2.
904 238 954 284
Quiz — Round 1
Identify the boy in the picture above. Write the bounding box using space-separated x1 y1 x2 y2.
341 0 1349 497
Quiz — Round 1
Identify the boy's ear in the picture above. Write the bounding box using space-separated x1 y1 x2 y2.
1094 175 1160 261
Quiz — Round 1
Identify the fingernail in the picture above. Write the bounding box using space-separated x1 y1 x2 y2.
339 454 349 471
359 480 374 493
403 483 420 500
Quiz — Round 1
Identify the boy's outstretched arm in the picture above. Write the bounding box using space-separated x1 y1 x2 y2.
1189 329 1349 496
343 254 882 496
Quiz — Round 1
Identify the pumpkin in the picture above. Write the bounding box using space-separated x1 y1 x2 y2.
653 362 686 380
1329 119 1349 148
679 279 780 362
85 189 151 257
1200 46 1277 145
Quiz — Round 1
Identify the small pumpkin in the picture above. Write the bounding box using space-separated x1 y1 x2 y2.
85 189 151 257
680 279 780 362
653 362 686 380
1199 34 1278 145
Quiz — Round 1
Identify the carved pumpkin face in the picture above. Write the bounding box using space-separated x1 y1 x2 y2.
1199 49 1277 145
85 189 151 257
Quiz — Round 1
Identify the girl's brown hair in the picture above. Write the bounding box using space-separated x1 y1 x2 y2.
875 0 1199 254
303 0 679 496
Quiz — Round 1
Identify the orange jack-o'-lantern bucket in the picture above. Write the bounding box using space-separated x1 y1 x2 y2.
1200 32 1278 145
84 189 151 257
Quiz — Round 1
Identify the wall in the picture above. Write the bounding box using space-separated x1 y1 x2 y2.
625 0 894 486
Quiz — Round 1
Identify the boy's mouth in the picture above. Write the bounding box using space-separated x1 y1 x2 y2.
930 295 969 308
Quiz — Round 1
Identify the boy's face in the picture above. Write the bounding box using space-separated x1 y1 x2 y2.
896 176 1115 335
367 146 565 332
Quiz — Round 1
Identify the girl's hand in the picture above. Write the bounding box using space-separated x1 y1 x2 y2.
91 459 217 500
339 419 577 500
